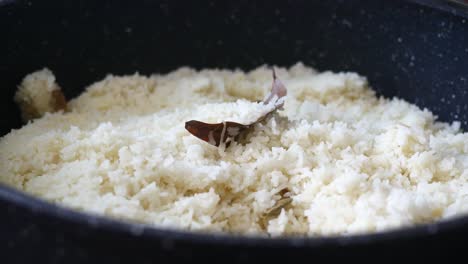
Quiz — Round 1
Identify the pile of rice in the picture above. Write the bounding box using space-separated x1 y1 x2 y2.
1 63 467 236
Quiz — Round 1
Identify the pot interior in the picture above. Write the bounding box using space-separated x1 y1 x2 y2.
1 0 468 136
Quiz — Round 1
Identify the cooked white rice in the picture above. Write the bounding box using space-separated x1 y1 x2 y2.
1 63 467 236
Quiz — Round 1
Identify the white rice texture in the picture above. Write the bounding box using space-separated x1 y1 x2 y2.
14 68 62 121
1 63 468 236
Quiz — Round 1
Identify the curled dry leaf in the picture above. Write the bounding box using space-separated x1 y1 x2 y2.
264 187 292 218
263 68 287 106
259 188 292 230
185 68 287 147
278 187 290 197
184 120 249 147
264 197 293 218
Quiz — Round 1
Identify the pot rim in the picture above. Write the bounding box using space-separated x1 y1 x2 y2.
1 181 467 247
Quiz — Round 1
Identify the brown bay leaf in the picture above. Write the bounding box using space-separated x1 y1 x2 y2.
185 68 287 147
185 120 249 147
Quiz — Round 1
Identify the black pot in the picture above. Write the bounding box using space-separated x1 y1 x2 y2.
1 0 468 262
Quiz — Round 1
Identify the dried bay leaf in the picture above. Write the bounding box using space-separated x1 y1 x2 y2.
184 120 249 147
264 197 293 218
185 68 287 147
259 187 293 230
